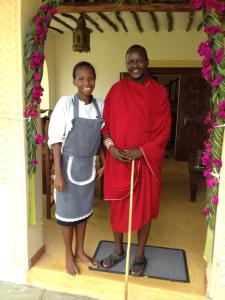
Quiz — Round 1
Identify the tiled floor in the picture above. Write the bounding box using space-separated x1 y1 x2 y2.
28 159 207 300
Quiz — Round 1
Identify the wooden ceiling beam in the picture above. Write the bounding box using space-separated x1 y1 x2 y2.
83 13 104 33
60 13 78 23
115 11 128 32
49 26 64 34
131 11 143 32
166 12 173 32
186 11 194 32
148 12 159 32
197 22 203 32
57 3 193 13
52 15 74 31
97 12 119 32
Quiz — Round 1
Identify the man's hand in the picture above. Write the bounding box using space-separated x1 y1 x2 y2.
109 146 131 162
54 173 65 192
123 148 143 160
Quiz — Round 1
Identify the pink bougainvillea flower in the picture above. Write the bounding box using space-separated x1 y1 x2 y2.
206 177 219 188
217 99 225 110
212 121 219 127
190 0 205 11
203 169 211 179
36 26 48 37
24 110 30 118
49 6 57 15
201 65 212 81
33 72 41 81
214 47 224 64
198 40 212 57
39 4 49 12
35 15 42 26
216 2 225 14
205 0 225 14
202 55 212 67
32 85 44 101
204 111 212 124
35 134 45 144
211 195 219 206
212 159 222 168
212 75 223 88
31 159 38 166
204 25 223 35
44 15 52 22
216 111 225 119
207 128 213 134
40 4 57 15
202 207 211 216
30 50 45 69
30 110 39 119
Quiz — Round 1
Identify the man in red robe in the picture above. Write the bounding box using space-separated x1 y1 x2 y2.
101 45 171 276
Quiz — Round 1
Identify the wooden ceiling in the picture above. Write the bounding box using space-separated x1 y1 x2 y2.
48 0 225 34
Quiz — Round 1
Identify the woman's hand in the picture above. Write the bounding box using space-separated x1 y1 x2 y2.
54 173 65 192
109 146 131 162
96 166 104 180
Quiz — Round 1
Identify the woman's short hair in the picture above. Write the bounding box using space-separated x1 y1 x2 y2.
72 61 96 79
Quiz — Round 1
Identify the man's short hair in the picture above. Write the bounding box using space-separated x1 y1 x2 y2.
126 45 148 60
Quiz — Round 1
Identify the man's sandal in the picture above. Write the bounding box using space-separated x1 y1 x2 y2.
100 251 125 269
129 257 147 276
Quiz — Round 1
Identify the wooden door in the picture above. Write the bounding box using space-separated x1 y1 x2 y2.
175 71 211 160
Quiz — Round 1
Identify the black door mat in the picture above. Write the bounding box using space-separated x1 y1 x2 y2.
90 240 190 283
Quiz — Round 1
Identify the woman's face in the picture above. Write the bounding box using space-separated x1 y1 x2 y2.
73 67 96 102
126 50 149 83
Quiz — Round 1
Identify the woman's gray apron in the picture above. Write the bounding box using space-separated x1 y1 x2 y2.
55 94 103 223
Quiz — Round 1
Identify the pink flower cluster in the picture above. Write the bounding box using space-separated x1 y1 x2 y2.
216 99 225 120
35 134 45 144
202 207 211 216
201 139 220 189
24 103 39 119
30 50 45 70
198 39 224 87
31 159 39 167
35 4 57 45
191 0 225 13
25 4 57 171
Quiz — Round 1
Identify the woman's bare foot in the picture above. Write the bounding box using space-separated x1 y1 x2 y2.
66 253 80 276
75 252 99 268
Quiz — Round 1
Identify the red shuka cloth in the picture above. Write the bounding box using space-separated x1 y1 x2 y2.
102 76 171 233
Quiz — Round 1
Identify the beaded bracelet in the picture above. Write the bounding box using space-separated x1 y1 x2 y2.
104 138 114 149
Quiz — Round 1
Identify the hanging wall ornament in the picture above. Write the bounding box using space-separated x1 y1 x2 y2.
73 14 92 52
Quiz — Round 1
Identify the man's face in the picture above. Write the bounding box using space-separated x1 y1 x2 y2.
126 50 149 82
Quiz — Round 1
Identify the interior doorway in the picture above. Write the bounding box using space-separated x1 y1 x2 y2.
150 68 211 162
151 72 180 159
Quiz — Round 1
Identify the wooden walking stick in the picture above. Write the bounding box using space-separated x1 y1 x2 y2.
124 159 135 300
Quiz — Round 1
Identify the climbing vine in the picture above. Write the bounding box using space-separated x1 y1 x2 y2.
190 0 225 231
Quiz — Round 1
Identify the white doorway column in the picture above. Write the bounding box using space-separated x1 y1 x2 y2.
0 0 42 283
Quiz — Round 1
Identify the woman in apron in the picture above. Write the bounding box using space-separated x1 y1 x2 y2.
48 61 104 276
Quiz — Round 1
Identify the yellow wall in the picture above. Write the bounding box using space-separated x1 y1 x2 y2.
45 19 205 105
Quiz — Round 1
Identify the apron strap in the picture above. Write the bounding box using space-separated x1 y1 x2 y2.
73 93 101 119
92 98 102 119
73 94 79 119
